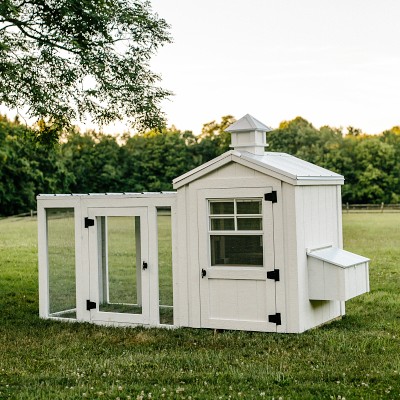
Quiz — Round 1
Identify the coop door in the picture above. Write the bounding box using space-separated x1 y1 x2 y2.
198 188 277 332
87 207 149 325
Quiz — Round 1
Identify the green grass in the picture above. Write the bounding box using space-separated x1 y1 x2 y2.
1 214 400 399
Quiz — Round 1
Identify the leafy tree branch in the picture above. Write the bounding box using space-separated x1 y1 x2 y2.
0 0 172 142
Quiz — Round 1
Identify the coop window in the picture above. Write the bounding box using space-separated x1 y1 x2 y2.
209 199 263 267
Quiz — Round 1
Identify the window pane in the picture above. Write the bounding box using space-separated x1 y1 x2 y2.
236 200 262 214
237 218 262 230
210 201 234 215
210 218 235 231
210 235 263 266
47 208 76 318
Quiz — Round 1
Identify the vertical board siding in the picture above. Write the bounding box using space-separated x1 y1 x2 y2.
271 181 286 333
208 279 267 322
212 163 258 178
336 186 344 249
295 185 342 331
187 185 202 327
281 183 300 332
175 188 189 326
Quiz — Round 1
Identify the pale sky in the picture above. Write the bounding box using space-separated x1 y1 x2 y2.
2 1 399 135
149 0 400 135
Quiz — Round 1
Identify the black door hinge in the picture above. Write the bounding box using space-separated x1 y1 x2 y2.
84 217 94 228
201 269 207 278
268 313 281 325
267 269 280 282
86 300 96 310
264 191 277 203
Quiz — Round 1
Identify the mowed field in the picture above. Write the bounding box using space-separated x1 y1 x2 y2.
0 214 400 399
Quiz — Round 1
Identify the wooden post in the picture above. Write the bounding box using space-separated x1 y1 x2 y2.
346 202 349 214
381 202 384 213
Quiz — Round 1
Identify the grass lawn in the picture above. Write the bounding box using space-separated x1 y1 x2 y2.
0 214 400 399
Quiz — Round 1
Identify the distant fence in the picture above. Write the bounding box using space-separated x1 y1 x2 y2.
0 210 37 221
2 205 400 220
343 203 400 213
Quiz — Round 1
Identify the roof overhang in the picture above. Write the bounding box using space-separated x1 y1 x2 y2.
173 151 344 189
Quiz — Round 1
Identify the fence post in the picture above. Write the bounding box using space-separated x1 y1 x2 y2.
381 202 384 213
346 202 349 214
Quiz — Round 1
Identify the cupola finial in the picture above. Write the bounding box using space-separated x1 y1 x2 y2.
226 114 272 155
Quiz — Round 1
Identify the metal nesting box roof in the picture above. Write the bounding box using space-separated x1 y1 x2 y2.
307 246 370 268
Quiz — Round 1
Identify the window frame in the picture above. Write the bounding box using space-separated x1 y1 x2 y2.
208 198 264 267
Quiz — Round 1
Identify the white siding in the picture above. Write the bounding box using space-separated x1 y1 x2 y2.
294 185 342 332
208 279 267 321
175 187 189 326
187 184 202 327
281 183 300 333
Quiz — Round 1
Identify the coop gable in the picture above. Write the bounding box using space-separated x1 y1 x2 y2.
173 150 344 189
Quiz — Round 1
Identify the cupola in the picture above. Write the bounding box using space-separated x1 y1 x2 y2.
226 114 272 155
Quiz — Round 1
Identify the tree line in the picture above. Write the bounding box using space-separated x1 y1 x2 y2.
1 114 399 216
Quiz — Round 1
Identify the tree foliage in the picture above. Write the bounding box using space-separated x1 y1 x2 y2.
1 114 400 216
267 119 400 204
0 0 171 141
0 115 73 215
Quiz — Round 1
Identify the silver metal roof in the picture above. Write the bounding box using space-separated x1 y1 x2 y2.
173 150 344 188
226 114 273 133
307 246 370 268
241 151 343 181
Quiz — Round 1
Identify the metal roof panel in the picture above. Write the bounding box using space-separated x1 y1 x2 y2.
226 114 273 132
173 150 344 188
307 246 370 268
240 151 344 180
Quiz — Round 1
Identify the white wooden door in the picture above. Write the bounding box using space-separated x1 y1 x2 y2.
87 207 149 325
198 188 277 332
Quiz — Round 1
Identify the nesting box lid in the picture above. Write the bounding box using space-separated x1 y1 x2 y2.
307 246 370 268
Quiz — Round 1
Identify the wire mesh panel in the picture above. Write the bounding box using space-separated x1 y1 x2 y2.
47 208 76 318
98 216 143 314
157 207 173 325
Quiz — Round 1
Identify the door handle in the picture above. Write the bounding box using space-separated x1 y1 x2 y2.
201 269 207 278
142 261 148 270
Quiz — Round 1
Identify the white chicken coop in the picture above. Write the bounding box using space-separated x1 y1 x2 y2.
37 114 369 333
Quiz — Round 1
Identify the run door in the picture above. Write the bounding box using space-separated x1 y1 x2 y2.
198 188 277 332
87 207 149 325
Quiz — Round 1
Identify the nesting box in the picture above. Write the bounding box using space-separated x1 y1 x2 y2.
307 246 370 301
37 114 370 333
